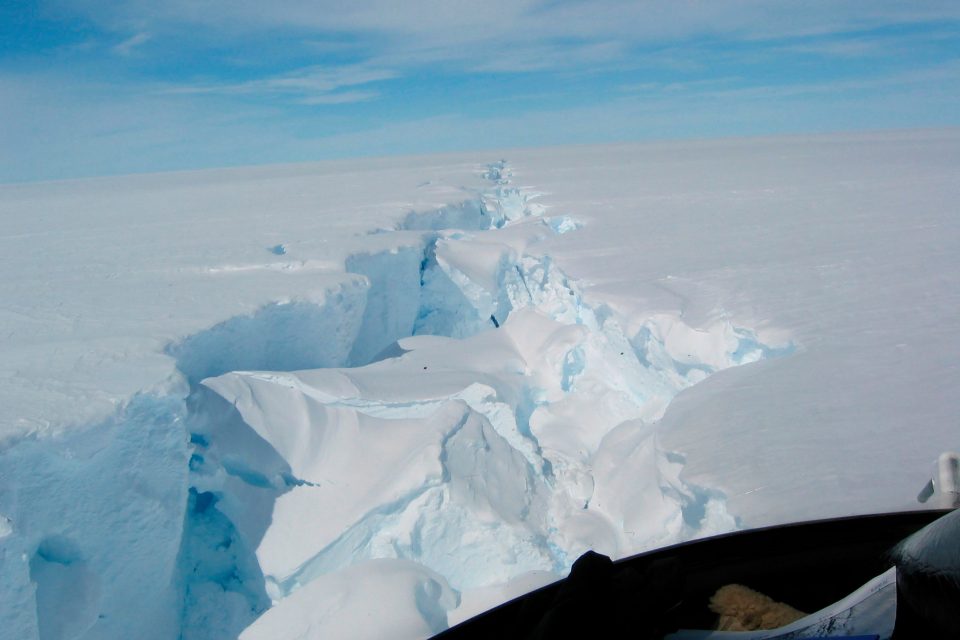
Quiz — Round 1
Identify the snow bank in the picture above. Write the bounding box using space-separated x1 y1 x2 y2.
240 559 458 640
507 131 960 527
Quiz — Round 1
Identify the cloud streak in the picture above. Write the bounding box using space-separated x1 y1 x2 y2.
4 1 958 181
112 32 150 56
48 1 960 70
161 64 396 105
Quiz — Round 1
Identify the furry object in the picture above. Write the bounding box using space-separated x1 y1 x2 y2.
709 584 806 631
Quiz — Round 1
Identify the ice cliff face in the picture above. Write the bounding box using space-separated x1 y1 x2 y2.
0 395 190 640
0 161 792 640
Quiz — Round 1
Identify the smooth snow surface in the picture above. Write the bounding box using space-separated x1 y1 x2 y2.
1 130 958 639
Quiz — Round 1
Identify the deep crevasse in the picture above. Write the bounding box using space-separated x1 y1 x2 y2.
0 161 794 640
179 161 794 637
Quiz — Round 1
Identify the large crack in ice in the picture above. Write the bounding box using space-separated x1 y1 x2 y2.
0 160 794 640
168 161 794 637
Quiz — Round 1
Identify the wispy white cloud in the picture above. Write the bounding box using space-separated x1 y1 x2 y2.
161 64 396 105
298 89 380 105
0 68 342 182
615 59 960 102
701 59 960 100
619 77 744 95
112 32 150 56
47 1 960 72
467 40 627 73
256 66 396 93
770 25 960 58
7 1 960 181
777 40 884 58
6 51 958 183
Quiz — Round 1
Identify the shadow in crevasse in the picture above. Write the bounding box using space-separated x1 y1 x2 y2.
175 385 304 640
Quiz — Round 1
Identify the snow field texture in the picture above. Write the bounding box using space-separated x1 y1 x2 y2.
0 160 792 640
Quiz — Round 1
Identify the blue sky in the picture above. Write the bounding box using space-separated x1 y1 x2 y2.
2 0 959 182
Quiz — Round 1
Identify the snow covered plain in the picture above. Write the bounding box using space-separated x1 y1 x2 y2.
1 130 958 639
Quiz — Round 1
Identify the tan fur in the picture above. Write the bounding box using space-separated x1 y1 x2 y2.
709 584 807 631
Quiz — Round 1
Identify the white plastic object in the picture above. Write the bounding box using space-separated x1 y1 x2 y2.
917 451 960 508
